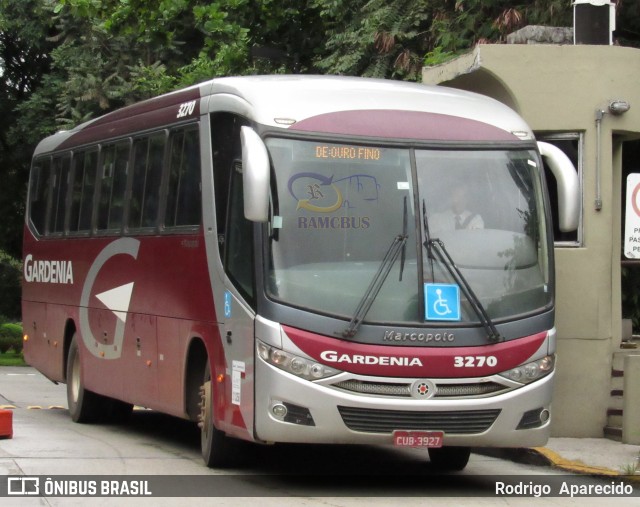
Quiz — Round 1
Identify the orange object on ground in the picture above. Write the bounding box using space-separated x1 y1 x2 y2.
0 409 13 438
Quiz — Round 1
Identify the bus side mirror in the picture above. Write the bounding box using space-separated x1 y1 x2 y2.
240 126 270 222
537 141 580 232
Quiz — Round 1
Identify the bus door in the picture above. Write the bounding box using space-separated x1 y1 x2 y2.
212 113 256 440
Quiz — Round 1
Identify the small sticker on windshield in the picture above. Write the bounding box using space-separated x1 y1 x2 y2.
397 182 410 190
528 160 537 167
425 283 461 321
272 216 283 228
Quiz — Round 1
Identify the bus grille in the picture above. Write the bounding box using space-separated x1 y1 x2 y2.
332 379 508 398
337 406 501 434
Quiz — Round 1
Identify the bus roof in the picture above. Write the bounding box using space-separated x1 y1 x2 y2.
34 75 533 156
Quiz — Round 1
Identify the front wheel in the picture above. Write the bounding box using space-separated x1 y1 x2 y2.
199 362 238 468
66 334 109 423
428 446 471 471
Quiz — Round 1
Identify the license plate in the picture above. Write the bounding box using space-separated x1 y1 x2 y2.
393 430 444 448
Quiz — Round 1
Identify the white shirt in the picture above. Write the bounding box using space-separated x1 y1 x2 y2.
430 209 484 234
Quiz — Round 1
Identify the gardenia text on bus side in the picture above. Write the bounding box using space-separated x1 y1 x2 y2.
23 254 74 284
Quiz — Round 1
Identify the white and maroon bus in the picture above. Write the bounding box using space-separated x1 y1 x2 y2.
22 76 580 470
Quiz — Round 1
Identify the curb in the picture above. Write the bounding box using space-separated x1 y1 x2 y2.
529 447 620 476
476 446 640 480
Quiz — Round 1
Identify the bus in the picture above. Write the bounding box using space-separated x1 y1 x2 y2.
22 75 580 471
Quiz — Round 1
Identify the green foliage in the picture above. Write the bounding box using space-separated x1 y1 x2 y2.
313 0 432 80
0 0 56 258
0 322 23 354
313 0 574 78
0 351 26 366
617 0 640 49
0 251 21 321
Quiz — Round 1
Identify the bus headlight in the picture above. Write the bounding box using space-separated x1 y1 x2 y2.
499 355 554 384
257 340 340 381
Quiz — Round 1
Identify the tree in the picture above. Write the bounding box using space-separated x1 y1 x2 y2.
314 1 575 78
617 0 640 48
0 0 57 258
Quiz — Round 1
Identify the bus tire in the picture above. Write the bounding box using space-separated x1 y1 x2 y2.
199 361 236 468
66 334 108 423
428 446 471 471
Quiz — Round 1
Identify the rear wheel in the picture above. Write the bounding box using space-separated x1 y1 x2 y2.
428 446 471 471
66 334 109 423
199 361 238 467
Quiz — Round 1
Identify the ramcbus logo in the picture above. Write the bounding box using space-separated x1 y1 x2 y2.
319 350 423 367
23 254 74 284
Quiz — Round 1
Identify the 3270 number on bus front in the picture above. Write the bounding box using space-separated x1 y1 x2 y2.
453 355 497 368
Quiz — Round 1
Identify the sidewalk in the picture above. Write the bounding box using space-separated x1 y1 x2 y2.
532 437 640 476
482 438 640 476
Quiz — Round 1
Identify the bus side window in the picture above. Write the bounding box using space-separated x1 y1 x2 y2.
69 149 98 233
28 157 50 235
97 141 130 232
48 154 71 235
165 126 201 228
129 133 166 230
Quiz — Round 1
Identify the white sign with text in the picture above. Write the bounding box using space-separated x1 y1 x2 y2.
625 173 640 258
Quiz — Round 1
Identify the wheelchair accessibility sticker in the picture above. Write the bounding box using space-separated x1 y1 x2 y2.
425 283 461 321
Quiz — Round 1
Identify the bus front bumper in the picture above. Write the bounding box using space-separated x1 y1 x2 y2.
254 358 553 448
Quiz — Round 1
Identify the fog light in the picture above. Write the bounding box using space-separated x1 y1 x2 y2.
540 409 550 423
272 403 287 418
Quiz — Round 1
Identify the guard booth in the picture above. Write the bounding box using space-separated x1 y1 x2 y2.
423 40 640 441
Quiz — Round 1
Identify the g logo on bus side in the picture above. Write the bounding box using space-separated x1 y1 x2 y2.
79 238 140 360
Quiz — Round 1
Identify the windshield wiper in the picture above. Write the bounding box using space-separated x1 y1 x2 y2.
422 200 501 343
342 197 408 338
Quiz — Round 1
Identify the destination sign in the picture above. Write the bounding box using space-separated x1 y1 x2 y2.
314 145 382 161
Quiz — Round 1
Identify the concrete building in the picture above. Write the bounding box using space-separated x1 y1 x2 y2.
423 41 640 440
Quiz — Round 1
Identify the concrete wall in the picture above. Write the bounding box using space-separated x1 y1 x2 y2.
423 44 640 437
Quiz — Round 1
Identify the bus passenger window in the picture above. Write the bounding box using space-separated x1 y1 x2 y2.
165 127 201 228
69 150 98 233
97 141 129 232
28 158 50 235
48 155 71 234
129 133 165 230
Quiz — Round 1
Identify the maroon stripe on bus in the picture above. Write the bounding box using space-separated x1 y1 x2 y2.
290 110 518 142
57 88 202 150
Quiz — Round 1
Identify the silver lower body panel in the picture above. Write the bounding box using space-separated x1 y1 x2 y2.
254 359 553 448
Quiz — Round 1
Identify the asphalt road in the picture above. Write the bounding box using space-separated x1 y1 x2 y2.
0 366 637 506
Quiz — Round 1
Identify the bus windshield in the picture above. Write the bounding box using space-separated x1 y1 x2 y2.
265 138 551 327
